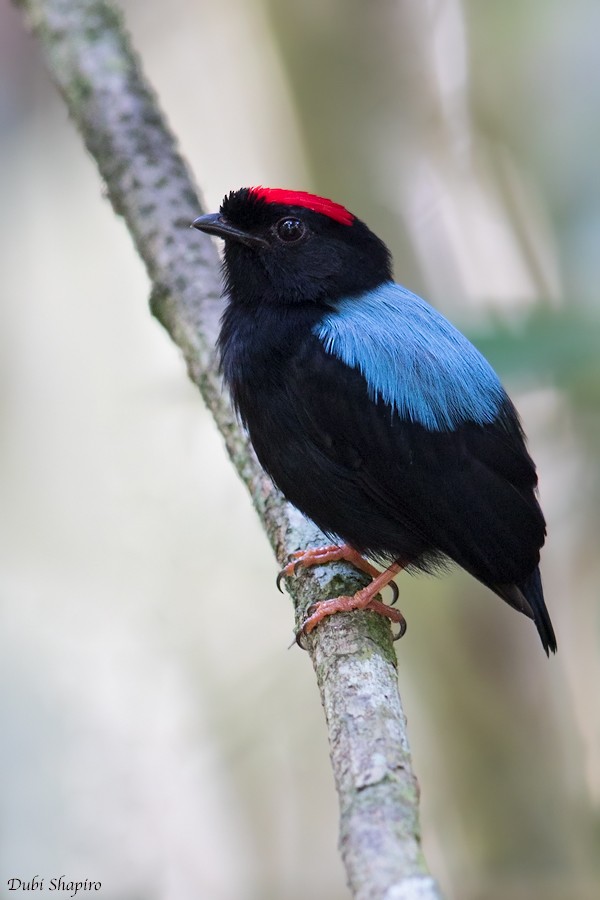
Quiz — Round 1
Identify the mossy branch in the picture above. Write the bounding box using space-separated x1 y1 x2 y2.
15 1 442 896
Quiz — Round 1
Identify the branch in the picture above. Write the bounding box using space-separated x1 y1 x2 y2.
15 1 442 896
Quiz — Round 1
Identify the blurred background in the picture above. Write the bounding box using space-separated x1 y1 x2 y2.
1 0 599 897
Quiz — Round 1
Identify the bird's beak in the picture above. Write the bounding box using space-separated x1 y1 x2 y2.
191 212 268 249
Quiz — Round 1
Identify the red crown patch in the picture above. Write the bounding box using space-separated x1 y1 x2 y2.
248 187 354 226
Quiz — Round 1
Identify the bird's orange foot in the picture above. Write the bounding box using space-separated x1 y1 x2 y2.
296 561 407 646
277 543 399 605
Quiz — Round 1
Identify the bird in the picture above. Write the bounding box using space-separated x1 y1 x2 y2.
192 186 557 655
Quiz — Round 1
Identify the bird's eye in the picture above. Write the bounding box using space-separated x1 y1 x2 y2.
275 217 306 243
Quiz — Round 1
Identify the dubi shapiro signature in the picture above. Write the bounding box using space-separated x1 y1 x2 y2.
7 877 101 897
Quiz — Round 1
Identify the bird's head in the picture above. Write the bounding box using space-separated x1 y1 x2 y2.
192 187 392 307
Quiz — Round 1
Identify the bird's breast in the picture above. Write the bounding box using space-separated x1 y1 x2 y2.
218 302 324 423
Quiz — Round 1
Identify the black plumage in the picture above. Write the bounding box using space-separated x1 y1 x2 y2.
193 187 556 655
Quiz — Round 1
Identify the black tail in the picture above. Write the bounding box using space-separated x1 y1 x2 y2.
519 567 557 655
495 567 557 656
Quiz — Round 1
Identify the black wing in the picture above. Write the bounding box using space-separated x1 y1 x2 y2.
244 333 545 585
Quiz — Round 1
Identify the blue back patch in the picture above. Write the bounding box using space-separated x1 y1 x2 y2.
314 282 506 431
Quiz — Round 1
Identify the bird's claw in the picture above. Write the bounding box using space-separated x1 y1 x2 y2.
294 627 308 651
276 558 301 593
391 615 408 641
291 601 322 650
387 578 399 606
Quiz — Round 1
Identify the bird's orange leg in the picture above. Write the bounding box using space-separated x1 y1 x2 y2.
299 561 406 642
277 543 399 605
